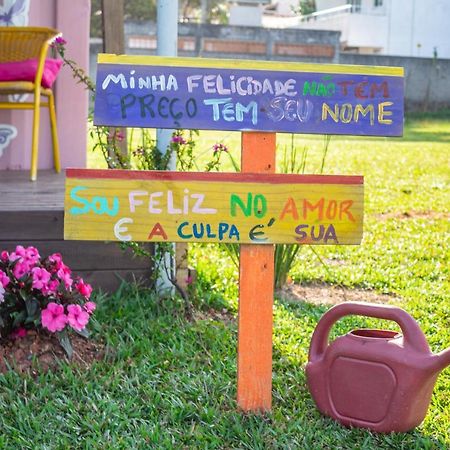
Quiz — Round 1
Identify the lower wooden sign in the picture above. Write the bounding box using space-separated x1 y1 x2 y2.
64 169 363 245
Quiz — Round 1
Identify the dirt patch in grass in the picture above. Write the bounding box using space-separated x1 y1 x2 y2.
193 307 235 324
277 282 400 306
375 210 449 221
0 331 104 376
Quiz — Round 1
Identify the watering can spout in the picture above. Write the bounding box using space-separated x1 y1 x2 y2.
432 347 450 373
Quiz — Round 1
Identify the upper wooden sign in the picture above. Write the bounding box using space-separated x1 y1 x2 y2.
94 54 404 137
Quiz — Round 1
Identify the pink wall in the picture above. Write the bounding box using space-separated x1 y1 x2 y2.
0 0 91 171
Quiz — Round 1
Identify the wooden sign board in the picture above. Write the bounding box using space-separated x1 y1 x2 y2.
94 54 404 136
64 169 363 245
76 54 404 413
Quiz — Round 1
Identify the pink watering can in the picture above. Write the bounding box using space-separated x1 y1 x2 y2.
306 302 450 433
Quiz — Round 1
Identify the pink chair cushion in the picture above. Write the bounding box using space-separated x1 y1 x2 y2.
0 58 62 88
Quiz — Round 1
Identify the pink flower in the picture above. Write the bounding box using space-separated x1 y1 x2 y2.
41 279 60 296
60 262 71 275
31 267 51 290
0 270 10 288
67 304 90 331
9 245 26 262
84 301 96 314
13 261 29 279
41 302 68 332
1 250 8 262
9 253 23 263
75 278 93 299
48 253 63 271
9 247 38 270
14 245 27 256
24 246 40 265
57 266 73 288
10 327 27 340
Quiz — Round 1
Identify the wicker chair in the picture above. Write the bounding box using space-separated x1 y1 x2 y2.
0 26 61 181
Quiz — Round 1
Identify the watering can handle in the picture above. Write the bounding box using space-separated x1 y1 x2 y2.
309 302 430 362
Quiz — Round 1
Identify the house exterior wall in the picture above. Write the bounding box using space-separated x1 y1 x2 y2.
345 13 386 50
229 4 265 27
299 11 387 50
301 0 450 58
386 0 450 58
0 0 90 172
316 0 345 10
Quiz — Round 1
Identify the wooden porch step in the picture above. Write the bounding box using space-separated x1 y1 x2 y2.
0 171 153 292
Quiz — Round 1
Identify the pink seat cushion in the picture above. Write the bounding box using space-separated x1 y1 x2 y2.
0 58 62 88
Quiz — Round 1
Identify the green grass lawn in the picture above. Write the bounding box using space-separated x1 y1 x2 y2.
2 118 449 449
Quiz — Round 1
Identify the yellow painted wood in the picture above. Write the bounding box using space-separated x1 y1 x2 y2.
64 175 363 244
30 83 42 181
48 91 60 173
98 54 404 77
0 102 49 109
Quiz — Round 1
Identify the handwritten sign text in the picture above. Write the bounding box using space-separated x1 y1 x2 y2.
64 169 363 245
94 55 404 137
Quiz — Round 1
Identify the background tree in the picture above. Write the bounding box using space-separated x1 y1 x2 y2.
91 0 228 37
91 0 157 37
180 0 228 23
297 0 316 15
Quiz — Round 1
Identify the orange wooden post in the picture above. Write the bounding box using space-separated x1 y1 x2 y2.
237 131 276 412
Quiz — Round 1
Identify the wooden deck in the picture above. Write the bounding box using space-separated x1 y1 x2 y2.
0 170 153 292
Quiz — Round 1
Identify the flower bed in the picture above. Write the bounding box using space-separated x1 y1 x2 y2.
0 245 96 358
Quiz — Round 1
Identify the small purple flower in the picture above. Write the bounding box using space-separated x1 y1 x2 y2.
213 143 228 154
171 135 187 145
54 36 67 46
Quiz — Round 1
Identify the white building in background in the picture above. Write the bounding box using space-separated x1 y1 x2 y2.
228 0 271 27
297 0 450 58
